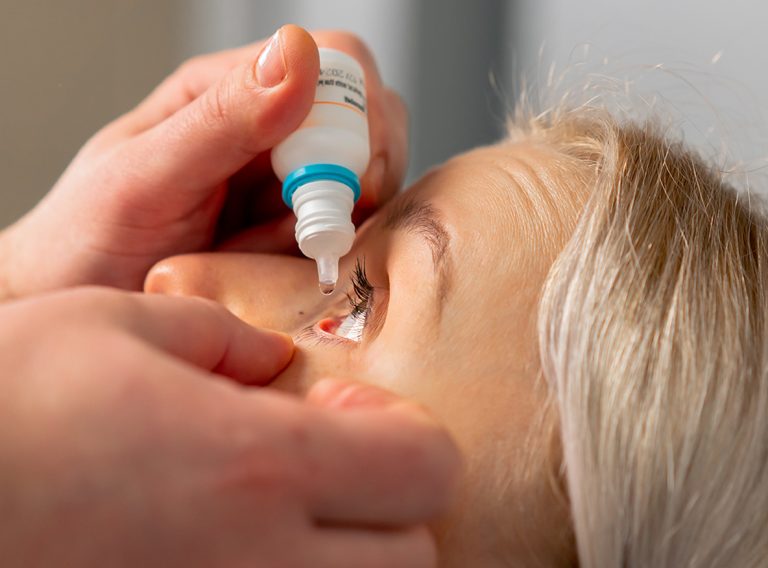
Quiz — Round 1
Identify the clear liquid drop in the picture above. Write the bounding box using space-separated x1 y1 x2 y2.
319 281 336 295
316 255 339 296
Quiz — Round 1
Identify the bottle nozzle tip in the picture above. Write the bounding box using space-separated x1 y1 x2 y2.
319 281 336 295
316 255 339 296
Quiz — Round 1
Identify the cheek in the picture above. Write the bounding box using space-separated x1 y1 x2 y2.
364 319 545 473
269 344 360 397
359 324 444 418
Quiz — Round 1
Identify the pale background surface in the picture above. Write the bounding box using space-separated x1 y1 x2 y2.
2 0 767 228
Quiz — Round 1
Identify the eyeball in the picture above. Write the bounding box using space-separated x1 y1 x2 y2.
335 311 367 342
318 311 367 343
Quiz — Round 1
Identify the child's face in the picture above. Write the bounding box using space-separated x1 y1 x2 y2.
146 141 580 564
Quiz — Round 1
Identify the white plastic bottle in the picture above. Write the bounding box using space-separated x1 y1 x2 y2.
271 48 370 295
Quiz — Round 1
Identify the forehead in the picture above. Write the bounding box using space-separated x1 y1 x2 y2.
403 142 580 283
371 142 583 365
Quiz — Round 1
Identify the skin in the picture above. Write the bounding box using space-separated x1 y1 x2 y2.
0 26 461 565
146 141 584 566
0 25 407 297
0 287 459 566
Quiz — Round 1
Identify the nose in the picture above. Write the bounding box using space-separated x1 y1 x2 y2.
144 252 318 332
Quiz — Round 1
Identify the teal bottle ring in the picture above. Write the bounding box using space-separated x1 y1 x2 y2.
282 163 361 208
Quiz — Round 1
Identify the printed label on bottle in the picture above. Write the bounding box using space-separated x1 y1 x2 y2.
315 64 367 115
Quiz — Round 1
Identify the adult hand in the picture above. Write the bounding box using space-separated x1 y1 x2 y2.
0 25 407 299
0 288 458 567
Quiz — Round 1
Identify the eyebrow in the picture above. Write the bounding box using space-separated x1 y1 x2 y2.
383 196 453 311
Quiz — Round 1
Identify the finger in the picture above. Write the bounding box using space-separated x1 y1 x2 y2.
311 525 436 568
357 87 409 213
89 44 262 150
133 44 261 129
212 158 290 246
197 31 408 229
352 89 408 226
97 30 389 148
215 213 298 255
299 380 462 525
138 29 385 133
380 89 409 199
117 24 319 210
116 292 294 385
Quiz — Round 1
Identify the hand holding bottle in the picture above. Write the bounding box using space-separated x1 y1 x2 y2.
273 47 371 293
0 25 408 300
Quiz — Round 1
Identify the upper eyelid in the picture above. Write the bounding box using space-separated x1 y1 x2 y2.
351 258 388 340
361 284 388 339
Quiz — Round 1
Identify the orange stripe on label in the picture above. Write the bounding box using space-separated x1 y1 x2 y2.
313 100 366 117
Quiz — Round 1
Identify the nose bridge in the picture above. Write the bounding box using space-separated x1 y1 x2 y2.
144 252 318 332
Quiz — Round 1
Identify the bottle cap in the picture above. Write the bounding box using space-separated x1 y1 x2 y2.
288 174 358 294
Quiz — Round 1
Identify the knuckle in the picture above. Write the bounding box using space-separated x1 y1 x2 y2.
200 80 233 128
385 88 409 122
331 31 369 54
220 410 311 497
53 286 124 317
398 425 462 507
175 54 208 79
197 72 263 157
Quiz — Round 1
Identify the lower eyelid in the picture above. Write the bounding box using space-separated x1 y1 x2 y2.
293 321 358 347
294 324 320 343
293 325 340 347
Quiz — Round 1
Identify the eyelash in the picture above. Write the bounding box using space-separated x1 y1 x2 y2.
347 258 374 320
295 258 375 346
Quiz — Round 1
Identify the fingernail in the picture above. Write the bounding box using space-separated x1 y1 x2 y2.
259 328 294 356
256 29 286 88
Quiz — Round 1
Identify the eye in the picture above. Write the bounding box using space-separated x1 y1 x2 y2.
334 310 368 342
328 258 374 343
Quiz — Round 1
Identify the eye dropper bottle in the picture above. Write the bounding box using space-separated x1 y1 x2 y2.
271 48 370 295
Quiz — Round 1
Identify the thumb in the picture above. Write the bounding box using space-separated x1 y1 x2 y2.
122 24 318 203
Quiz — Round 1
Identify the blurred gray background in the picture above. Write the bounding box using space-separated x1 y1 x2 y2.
2 0 767 228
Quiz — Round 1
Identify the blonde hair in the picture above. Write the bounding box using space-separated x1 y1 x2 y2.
515 106 768 566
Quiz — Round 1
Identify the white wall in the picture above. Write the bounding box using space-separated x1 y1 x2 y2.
521 0 768 168
1 1 182 227
0 0 510 228
179 0 510 186
4 0 767 228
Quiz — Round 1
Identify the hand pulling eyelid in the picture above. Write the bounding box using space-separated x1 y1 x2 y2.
271 48 371 295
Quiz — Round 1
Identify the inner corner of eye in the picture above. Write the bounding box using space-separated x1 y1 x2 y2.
317 317 341 335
